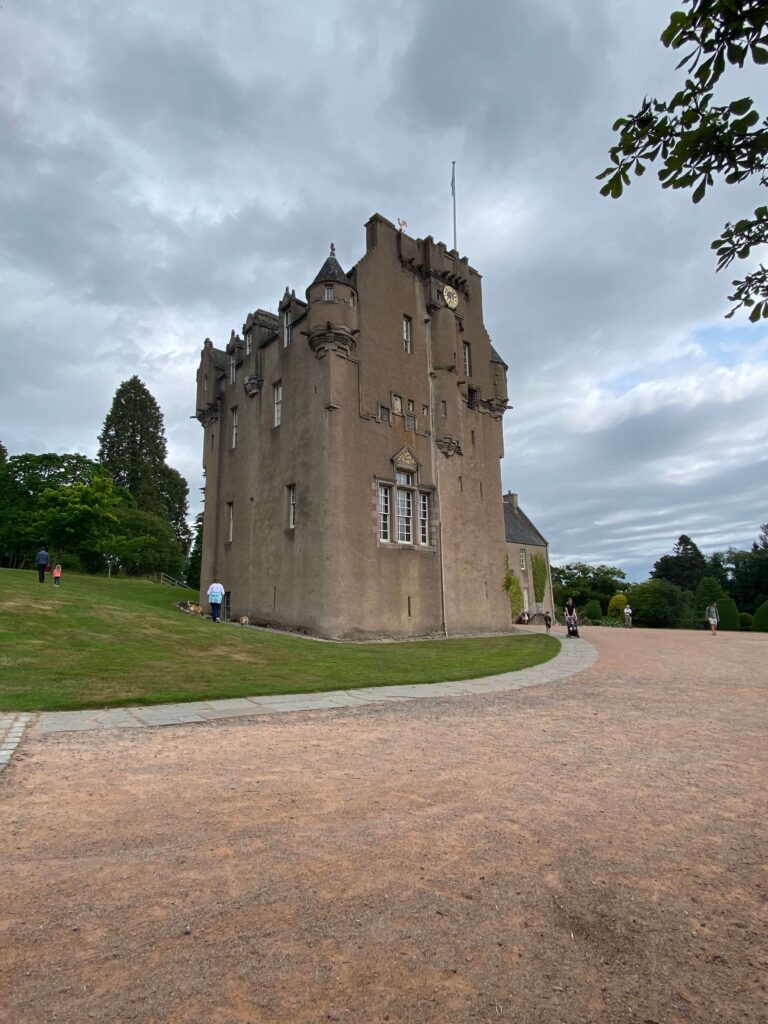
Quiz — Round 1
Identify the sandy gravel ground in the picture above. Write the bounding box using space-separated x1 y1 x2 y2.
1 628 766 1024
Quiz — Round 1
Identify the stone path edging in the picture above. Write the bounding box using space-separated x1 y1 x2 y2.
29 631 597 736
0 714 32 774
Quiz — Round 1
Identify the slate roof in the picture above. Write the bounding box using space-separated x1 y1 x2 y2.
311 246 350 286
503 498 548 547
490 345 508 367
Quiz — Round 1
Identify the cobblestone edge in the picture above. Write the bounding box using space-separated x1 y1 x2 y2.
31 631 597 735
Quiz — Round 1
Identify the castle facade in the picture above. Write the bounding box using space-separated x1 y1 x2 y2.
195 213 523 639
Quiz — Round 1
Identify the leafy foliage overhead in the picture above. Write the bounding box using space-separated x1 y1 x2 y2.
598 0 768 320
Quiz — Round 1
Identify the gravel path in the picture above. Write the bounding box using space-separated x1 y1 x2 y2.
1 627 766 1024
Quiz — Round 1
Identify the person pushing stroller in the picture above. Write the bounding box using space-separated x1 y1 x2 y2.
564 597 580 638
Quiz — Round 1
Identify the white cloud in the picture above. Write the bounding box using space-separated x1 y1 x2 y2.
1 0 766 579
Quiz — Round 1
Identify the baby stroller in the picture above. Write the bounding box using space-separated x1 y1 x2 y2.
565 612 580 638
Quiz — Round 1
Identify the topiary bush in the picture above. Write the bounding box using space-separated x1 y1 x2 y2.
739 612 753 630
752 599 768 632
582 598 603 622
607 593 628 619
717 596 740 631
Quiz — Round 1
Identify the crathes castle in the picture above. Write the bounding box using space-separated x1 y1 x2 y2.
195 214 553 638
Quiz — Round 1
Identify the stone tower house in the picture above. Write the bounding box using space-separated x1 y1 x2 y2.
195 213 512 639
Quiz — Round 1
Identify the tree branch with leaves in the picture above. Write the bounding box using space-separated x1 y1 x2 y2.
598 0 768 320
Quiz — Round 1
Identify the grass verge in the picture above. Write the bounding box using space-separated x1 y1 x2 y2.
0 569 559 711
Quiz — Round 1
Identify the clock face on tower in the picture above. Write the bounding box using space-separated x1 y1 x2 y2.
443 285 459 310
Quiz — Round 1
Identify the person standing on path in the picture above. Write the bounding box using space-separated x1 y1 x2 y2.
706 600 719 635
624 603 633 628
207 578 225 622
35 546 49 584
52 564 62 587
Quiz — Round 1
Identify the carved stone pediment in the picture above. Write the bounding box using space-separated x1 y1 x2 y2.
392 446 418 472
435 435 463 457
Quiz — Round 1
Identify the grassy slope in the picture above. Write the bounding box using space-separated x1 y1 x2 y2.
0 569 559 711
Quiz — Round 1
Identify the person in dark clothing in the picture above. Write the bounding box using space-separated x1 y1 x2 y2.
35 547 49 583
564 596 580 638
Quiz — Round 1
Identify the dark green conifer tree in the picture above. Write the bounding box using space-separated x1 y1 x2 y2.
98 377 190 549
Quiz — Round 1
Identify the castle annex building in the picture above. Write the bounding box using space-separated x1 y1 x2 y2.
196 214 522 639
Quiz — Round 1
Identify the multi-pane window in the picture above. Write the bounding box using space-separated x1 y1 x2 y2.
273 382 283 427
325 285 334 302
229 353 236 384
283 310 292 347
403 316 412 354
396 487 412 543
378 484 391 542
463 341 472 378
419 492 430 545
520 548 527 571
231 407 238 449
226 502 234 543
287 484 296 529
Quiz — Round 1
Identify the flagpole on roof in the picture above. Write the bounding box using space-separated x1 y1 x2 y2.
451 161 457 252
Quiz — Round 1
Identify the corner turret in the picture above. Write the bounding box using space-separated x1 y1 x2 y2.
305 243 359 358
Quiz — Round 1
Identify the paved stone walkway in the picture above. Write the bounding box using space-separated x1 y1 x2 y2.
32 630 595 736
0 713 32 771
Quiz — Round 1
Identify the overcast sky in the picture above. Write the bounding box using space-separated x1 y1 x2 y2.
2 0 767 580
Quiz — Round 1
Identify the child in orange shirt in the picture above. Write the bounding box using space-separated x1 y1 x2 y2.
52 564 62 587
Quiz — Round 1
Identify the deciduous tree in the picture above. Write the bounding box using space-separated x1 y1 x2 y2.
598 0 768 319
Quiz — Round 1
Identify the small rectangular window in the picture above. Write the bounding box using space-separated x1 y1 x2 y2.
274 382 283 427
403 316 412 354
229 353 236 384
422 405 429 417
325 285 334 302
405 414 416 430
463 341 472 378
392 394 403 415
231 407 238 449
378 484 391 542
396 469 412 486
467 386 478 410
419 492 430 545
283 310 292 347
520 548 527 571
287 484 296 529
379 404 391 423
407 399 414 413
440 400 447 417
245 332 252 355
226 502 234 544
203 373 208 392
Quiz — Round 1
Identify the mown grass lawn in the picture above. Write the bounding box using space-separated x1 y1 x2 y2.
0 569 559 711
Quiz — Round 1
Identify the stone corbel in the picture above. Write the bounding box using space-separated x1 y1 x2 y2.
243 376 264 398
435 435 463 457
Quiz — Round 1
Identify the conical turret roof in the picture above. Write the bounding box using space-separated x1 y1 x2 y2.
311 243 350 286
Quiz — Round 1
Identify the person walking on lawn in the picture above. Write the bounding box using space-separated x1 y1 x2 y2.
35 546 49 583
207 578 225 622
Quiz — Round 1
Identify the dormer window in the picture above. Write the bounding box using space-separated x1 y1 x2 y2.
283 310 292 347
324 285 334 302
228 353 236 384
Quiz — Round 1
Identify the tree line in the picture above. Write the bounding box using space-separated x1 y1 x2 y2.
552 529 768 631
0 377 200 583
